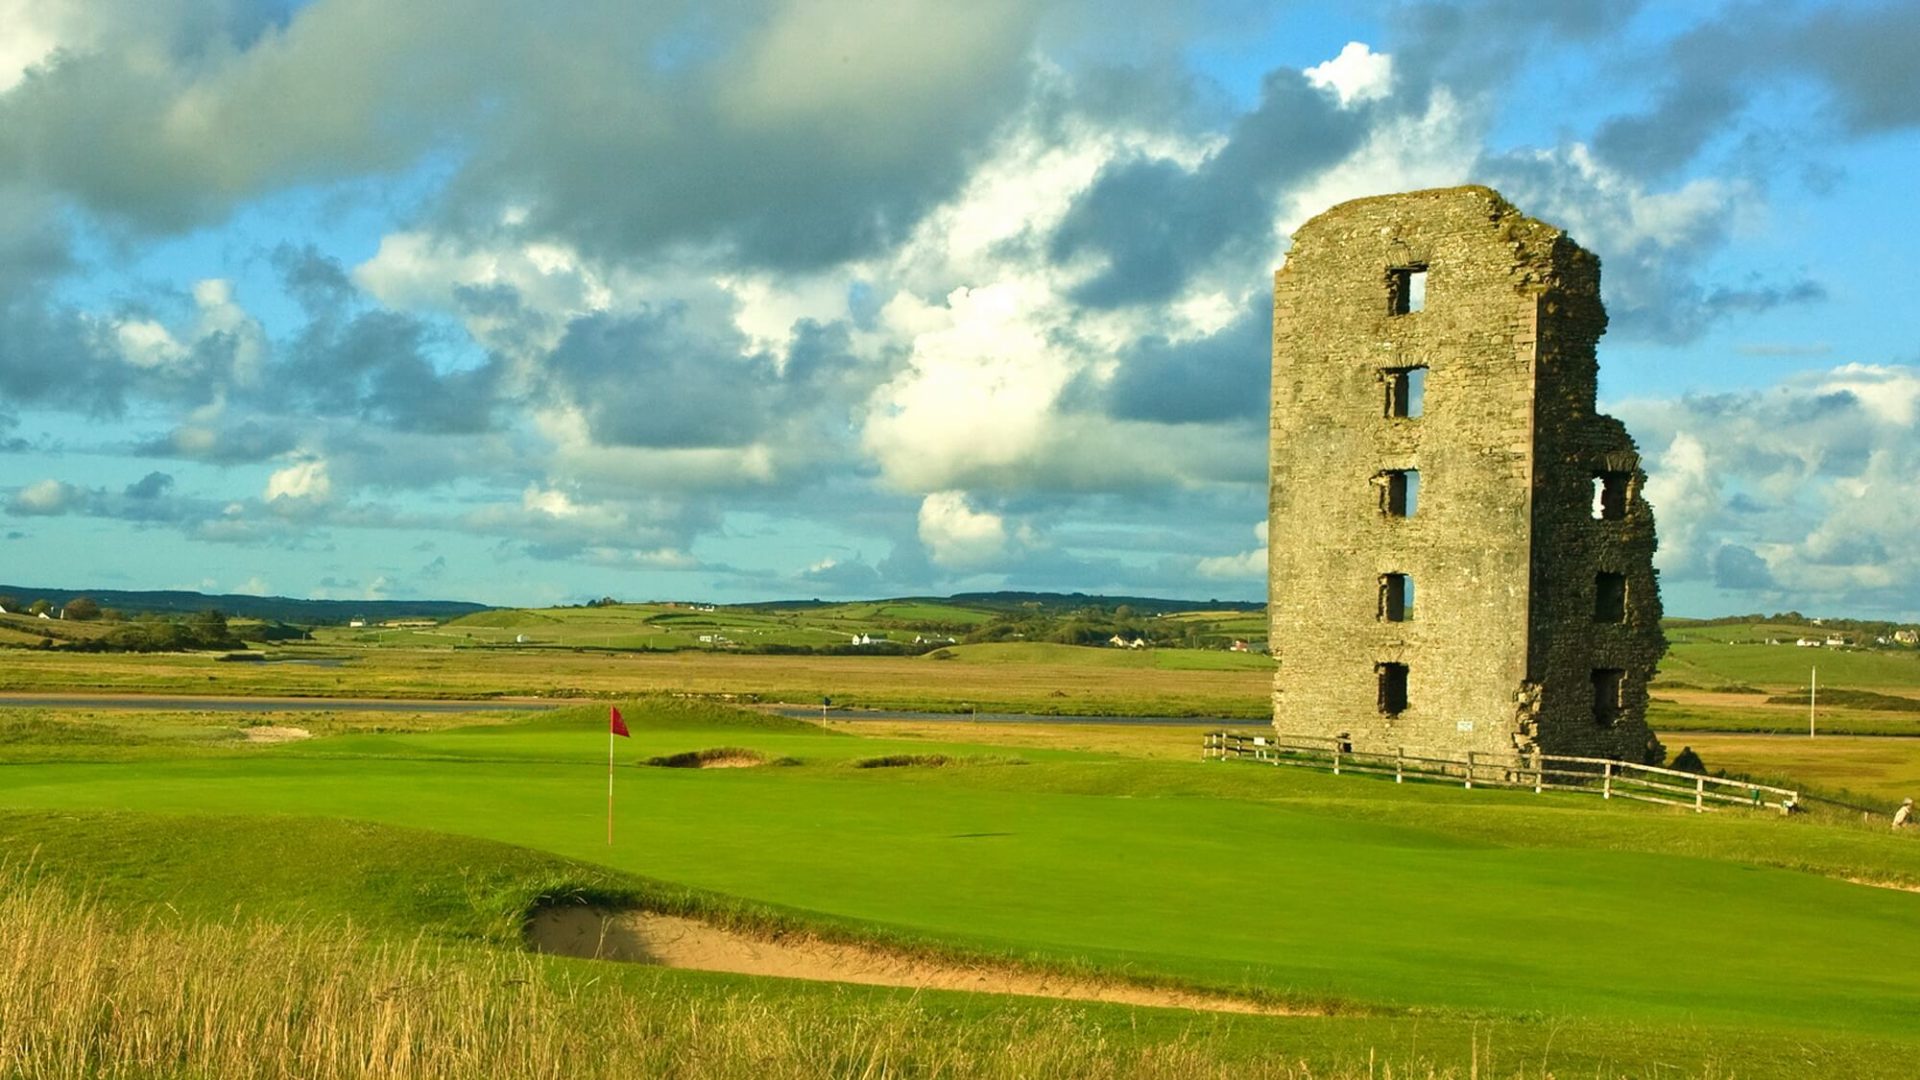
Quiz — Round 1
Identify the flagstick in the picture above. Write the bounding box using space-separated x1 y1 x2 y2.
607 725 615 845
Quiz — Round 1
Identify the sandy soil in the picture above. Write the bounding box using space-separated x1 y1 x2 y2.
1846 876 1920 893
527 906 1306 1015
694 756 762 768
241 725 311 743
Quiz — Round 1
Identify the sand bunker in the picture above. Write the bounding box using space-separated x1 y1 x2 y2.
1846 876 1920 894
241 725 311 744
527 906 1304 1015
644 747 769 769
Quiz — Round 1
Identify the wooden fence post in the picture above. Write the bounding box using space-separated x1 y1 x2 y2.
1395 746 1404 784
1332 740 1341 776
1464 751 1475 789
1603 760 1613 800
1532 750 1543 794
1695 774 1705 813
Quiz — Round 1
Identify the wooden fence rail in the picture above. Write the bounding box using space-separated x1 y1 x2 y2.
1203 731 1798 814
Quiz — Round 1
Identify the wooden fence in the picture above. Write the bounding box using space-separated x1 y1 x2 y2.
1203 731 1799 814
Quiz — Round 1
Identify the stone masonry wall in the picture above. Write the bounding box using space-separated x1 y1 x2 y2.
1269 186 1663 761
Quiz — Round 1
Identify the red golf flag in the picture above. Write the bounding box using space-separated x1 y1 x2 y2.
609 706 630 738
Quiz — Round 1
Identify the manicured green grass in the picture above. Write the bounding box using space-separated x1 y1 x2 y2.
4 697 1918 1074
11 818 1910 1078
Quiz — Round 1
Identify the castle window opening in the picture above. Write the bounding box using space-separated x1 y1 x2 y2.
1377 662 1410 715
1592 472 1630 520
1379 573 1414 622
1379 469 1420 517
1592 668 1625 725
1383 366 1427 418
1594 572 1627 623
1388 267 1427 315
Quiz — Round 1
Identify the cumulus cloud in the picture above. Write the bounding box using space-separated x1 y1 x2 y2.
1620 363 1920 614
8 478 77 516
917 491 1010 567
1305 42 1393 106
0 1 1914 603
264 456 332 506
1196 521 1267 580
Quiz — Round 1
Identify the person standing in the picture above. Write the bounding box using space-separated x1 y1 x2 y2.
1895 797 1914 831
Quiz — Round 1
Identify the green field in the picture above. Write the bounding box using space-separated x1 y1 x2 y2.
3 698 1919 1076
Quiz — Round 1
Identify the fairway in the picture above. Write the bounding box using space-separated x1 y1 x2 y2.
4 698 1919 1077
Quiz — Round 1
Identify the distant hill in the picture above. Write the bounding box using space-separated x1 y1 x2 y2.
945 591 1264 614
0 586 489 625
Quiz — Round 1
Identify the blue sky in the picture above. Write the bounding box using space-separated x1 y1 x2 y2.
2 0 1917 618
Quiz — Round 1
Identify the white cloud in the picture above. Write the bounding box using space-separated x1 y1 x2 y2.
865 282 1076 491
264 457 332 505
113 318 188 369
1305 42 1393 107
1621 363 1920 615
1638 431 1718 578
1196 520 1267 579
9 478 76 515
917 490 1007 567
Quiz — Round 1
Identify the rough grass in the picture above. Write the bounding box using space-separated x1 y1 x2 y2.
4 813 1914 1078
6 872 1418 1080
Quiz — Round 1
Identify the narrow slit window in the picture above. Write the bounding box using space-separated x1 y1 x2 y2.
1380 469 1420 518
1377 662 1409 716
1592 472 1630 520
1388 267 1428 315
1594 572 1627 623
1592 668 1625 726
1383 366 1428 418
1379 573 1414 622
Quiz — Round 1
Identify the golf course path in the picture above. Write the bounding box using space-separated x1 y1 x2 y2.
528 907 1309 1016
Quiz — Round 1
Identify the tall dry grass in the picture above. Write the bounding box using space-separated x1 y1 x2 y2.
0 873 1577 1079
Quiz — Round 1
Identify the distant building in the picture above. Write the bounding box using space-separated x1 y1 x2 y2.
348 618 367 628
1895 629 1919 646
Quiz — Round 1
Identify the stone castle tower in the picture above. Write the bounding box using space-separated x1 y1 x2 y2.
1268 186 1664 762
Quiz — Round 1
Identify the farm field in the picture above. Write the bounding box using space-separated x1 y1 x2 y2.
1657 731 1920 808
0 643 1276 718
3 697 1919 1076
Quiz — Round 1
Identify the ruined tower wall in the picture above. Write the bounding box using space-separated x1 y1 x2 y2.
1523 240 1666 760
1269 185 1663 761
